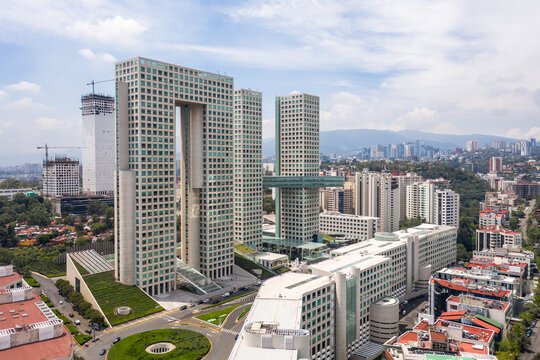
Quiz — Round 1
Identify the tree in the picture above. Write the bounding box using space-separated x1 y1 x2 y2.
89 222 107 235
399 217 425 230
456 244 469 261
70 292 84 305
78 301 91 314
75 237 90 246
508 216 520 231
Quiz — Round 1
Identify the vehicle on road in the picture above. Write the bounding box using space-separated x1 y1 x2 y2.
235 334 239 340
180 305 188 310
59 300 63 305
85 329 92 334
526 329 532 337
74 320 81 325
197 300 203 305
113 337 121 344
99 349 106 356
69 313 74 318
190 303 196 308
532 320 537 327
222 292 230 298
402 300 408 305
203 298 210 303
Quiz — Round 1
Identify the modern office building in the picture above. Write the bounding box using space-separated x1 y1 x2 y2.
319 212 378 241
488 157 502 173
274 93 321 242
81 93 115 195
476 226 522 251
42 157 80 197
233 89 262 249
229 224 457 360
114 57 234 295
327 187 353 214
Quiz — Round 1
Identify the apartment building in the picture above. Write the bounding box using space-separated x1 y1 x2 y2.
476 226 522 251
327 187 353 214
233 89 263 249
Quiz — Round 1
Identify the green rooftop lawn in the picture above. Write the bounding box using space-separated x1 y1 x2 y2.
83 271 163 326
196 304 243 325
108 329 210 360
234 253 274 279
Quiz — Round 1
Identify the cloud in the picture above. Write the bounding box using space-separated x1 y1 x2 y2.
5 81 41 92
67 16 147 45
35 117 62 129
78 48 116 62
4 97 50 111
394 107 440 131
0 90 7 101
507 126 540 141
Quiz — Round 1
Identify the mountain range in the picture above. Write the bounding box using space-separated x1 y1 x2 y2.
262 129 522 157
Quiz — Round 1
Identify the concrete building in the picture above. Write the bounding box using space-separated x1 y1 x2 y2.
473 246 535 278
115 57 234 295
446 294 511 335
327 187 353 214
385 318 497 360
479 209 509 228
0 266 73 360
476 226 522 251
233 89 262 249
0 188 37 200
81 93 115 195
434 189 459 227
274 93 321 242
42 157 80 197
513 181 540 199
466 140 478 152
395 173 422 221
488 157 502 173
319 188 329 211
319 212 378 241
354 171 400 232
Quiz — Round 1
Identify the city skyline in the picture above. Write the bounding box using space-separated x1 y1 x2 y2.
2 1 540 165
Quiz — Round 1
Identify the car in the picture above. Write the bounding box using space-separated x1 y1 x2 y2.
189 303 196 308
85 329 92 334
74 320 81 325
99 349 106 356
203 298 210 303
235 334 239 340
59 300 63 305
113 337 121 344
402 300 408 305
526 329 532 337
222 292 230 298
196 300 203 305
68 313 74 318
532 320 537 327
180 305 188 310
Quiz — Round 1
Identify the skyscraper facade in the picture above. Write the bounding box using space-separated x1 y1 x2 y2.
275 93 320 242
115 57 234 296
43 157 80 197
81 93 115 195
489 156 503 173
233 89 262 249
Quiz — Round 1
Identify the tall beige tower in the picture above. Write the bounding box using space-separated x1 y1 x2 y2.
115 57 234 296
233 89 262 249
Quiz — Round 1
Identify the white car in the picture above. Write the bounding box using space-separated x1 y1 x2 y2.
59 300 63 304
74 320 81 325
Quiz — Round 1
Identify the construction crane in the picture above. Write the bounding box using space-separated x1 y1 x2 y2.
87 79 114 93
37 144 81 163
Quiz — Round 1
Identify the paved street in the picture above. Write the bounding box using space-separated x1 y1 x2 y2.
520 199 536 242
520 320 540 360
398 296 428 334
31 272 252 360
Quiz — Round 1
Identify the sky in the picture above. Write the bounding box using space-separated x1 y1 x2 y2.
1 0 540 165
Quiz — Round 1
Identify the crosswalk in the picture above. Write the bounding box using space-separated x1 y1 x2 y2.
221 328 239 336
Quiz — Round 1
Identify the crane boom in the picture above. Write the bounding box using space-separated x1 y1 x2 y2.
37 143 81 163
86 79 114 93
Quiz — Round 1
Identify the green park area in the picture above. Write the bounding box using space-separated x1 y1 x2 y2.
236 305 251 321
108 329 210 360
196 304 243 325
83 271 163 325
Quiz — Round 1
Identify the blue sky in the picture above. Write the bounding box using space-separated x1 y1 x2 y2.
1 0 540 165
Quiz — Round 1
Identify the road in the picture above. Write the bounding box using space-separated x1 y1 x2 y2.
520 199 536 242
398 296 428 334
520 320 540 360
32 273 251 360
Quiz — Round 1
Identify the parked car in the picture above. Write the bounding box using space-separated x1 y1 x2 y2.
532 320 537 327
180 305 188 310
59 300 63 305
74 320 81 325
68 313 74 318
235 334 239 340
99 349 106 356
222 292 230 298
526 329 532 337
113 337 121 344
85 329 92 334
203 298 210 303
196 300 203 305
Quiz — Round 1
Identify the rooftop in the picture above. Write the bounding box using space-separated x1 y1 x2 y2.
431 278 511 299
309 254 389 275
68 249 114 274
437 267 519 285
446 295 510 312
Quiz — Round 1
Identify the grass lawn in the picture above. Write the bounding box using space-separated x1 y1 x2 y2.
236 305 251 321
234 253 275 279
24 276 40 287
196 304 243 325
73 333 92 345
233 243 257 255
275 266 290 274
72 259 89 275
108 329 210 360
83 271 163 326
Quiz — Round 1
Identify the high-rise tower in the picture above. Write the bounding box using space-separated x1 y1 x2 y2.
115 57 234 295
81 93 115 195
233 89 262 249
275 93 320 242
